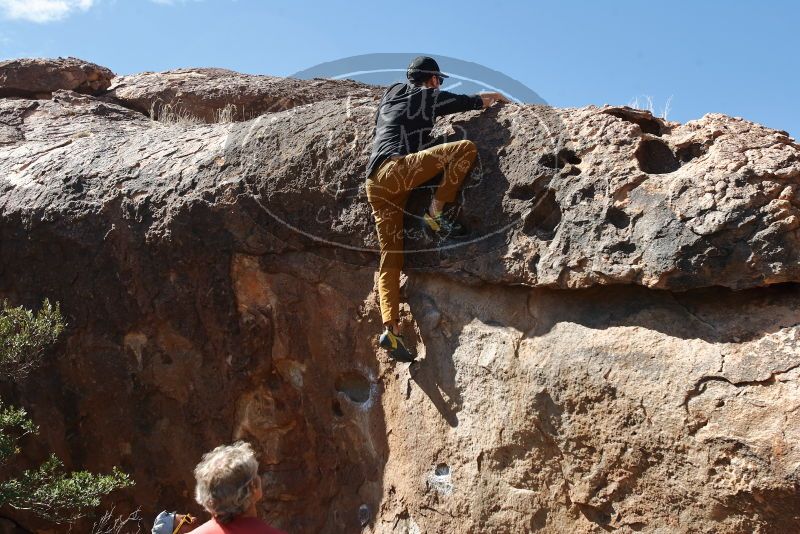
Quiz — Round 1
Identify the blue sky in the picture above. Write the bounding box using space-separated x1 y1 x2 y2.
0 0 797 137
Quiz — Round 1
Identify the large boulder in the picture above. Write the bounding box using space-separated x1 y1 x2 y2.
1 63 799 533
106 68 383 122
3 82 798 290
0 57 114 98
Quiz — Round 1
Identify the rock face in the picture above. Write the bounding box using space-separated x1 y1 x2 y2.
0 57 114 98
1 60 800 533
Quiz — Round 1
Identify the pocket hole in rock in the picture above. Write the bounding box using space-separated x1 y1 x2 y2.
635 139 680 174
435 463 450 476
573 184 596 204
539 153 558 169
509 174 551 201
539 149 581 170
509 183 537 201
335 371 371 404
560 149 582 165
523 188 562 240
606 207 631 229
676 142 707 163
608 242 636 254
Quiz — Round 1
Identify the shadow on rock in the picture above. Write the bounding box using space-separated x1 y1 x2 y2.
406 293 463 427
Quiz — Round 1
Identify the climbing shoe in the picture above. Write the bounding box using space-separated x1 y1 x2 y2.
379 329 416 362
423 210 469 239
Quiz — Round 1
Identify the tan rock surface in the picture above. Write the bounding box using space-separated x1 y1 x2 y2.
106 68 382 122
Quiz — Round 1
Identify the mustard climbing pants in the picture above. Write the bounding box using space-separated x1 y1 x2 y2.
366 140 478 324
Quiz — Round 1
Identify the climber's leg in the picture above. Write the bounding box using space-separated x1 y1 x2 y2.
372 203 404 327
366 158 415 361
401 140 477 207
400 140 478 236
367 157 406 326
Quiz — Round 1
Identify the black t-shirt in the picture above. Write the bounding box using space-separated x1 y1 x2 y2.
365 82 483 179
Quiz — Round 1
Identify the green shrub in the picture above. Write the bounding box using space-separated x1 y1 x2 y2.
0 300 133 523
0 299 65 380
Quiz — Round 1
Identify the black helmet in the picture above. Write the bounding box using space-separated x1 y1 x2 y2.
406 56 449 84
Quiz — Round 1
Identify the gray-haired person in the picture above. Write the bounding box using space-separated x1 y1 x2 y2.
191 441 286 534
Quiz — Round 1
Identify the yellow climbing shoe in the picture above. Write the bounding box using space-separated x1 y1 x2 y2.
379 328 415 362
423 210 468 238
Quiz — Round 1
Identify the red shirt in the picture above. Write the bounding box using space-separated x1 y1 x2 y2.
191 517 287 534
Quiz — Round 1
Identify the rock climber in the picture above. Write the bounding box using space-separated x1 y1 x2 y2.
366 56 509 362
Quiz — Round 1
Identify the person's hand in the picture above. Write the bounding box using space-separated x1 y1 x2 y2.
174 513 197 532
479 92 511 108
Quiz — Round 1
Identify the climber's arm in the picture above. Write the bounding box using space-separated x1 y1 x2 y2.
433 90 510 116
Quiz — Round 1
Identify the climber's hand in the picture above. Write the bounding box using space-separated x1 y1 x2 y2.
479 92 510 108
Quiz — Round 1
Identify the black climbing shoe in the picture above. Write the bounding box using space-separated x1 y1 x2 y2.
379 329 416 362
423 210 469 239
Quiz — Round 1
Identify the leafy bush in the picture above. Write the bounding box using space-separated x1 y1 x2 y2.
0 299 133 523
0 299 65 380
